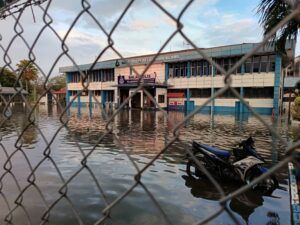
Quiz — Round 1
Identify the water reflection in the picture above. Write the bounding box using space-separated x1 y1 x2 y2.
182 175 281 224
0 105 293 225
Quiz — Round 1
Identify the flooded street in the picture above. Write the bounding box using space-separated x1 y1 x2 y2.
0 105 299 225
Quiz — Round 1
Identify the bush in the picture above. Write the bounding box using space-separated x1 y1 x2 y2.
295 96 300 107
292 97 300 120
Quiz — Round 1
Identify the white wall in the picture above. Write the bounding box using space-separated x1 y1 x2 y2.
168 98 185 106
115 63 165 83
169 97 273 108
129 89 143 108
89 82 117 90
156 88 167 108
68 81 116 90
167 72 275 89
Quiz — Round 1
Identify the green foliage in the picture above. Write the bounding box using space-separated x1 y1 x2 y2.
0 67 17 87
16 59 39 82
295 96 300 106
292 96 300 120
49 74 66 91
257 0 300 53
16 59 39 93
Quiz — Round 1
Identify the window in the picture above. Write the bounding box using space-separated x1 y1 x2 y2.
169 65 174 78
229 57 241 74
260 55 268 72
214 58 222 75
70 90 78 96
216 88 239 98
69 72 80 83
191 62 196 76
158 95 165 103
203 61 208 75
223 58 229 72
245 58 252 73
180 63 187 77
269 55 275 72
175 64 180 77
244 87 274 98
168 62 188 78
106 90 114 102
94 90 101 96
252 56 260 73
191 89 211 98
197 61 202 76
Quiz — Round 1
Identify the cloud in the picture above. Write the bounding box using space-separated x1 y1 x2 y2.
0 0 282 77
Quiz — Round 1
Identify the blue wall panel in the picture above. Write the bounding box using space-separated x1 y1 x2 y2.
273 54 282 117
165 64 169 81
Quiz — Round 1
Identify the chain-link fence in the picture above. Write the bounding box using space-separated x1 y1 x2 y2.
0 0 300 225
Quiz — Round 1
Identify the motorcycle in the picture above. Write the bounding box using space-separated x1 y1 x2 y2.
186 137 278 192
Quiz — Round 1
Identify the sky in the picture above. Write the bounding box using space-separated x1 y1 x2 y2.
0 0 299 77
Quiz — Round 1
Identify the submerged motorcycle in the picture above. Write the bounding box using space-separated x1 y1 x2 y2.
186 137 278 191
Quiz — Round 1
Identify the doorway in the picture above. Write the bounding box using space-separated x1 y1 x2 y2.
131 92 141 108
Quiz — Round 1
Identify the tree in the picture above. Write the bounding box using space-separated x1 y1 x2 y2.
257 0 300 53
49 74 66 91
292 96 300 120
0 67 17 87
16 59 39 92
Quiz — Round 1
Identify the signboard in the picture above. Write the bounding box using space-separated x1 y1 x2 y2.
118 73 156 85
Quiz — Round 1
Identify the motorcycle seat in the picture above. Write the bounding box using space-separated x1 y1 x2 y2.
193 141 231 158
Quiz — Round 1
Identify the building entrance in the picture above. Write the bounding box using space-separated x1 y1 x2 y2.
131 92 141 108
120 89 129 107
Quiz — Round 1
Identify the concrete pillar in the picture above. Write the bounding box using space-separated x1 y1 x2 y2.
165 63 169 81
140 110 143 128
187 62 191 78
273 54 282 117
140 90 143 109
89 91 92 117
240 62 244 114
77 91 81 116
129 90 132 108
186 88 190 102
211 65 215 114
240 87 244 114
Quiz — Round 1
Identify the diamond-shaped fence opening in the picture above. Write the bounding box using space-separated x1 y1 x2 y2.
0 0 300 225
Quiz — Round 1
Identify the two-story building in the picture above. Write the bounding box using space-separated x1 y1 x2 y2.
59 41 295 116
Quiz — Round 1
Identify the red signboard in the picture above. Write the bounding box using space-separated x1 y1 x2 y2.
167 93 185 98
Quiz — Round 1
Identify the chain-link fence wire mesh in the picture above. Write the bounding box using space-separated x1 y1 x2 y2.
0 0 300 224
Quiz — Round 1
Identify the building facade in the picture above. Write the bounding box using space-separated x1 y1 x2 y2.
59 42 295 116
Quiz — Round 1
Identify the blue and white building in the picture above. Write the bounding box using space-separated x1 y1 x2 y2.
59 41 295 116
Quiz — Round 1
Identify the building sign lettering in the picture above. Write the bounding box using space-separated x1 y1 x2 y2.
118 73 156 85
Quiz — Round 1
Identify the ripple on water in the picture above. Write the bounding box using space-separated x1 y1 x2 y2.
0 106 294 225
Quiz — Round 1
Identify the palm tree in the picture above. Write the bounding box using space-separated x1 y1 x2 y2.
16 59 39 92
257 0 300 53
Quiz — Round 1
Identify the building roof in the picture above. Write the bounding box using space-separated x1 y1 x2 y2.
59 41 296 73
0 87 28 95
52 87 66 94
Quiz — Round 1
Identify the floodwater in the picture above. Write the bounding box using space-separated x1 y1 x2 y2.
0 104 299 225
